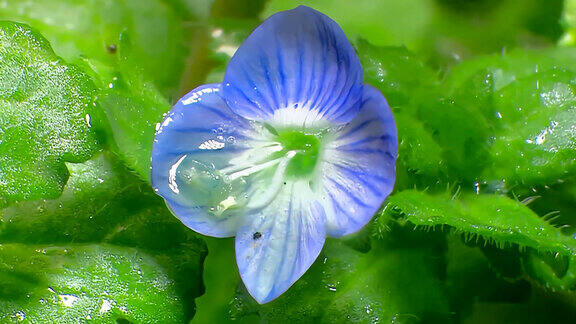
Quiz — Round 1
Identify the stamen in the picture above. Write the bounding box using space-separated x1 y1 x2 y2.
246 151 297 209
226 157 284 181
221 143 282 175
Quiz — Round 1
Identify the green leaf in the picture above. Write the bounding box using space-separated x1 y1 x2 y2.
381 190 576 292
357 41 452 187
1 152 151 244
445 48 576 96
560 0 576 46
0 244 186 323
192 238 241 323
0 21 102 206
442 49 576 190
0 1 208 179
444 234 530 321
358 41 490 185
0 0 192 97
231 241 450 322
64 29 173 182
482 70 576 187
393 111 447 189
357 39 440 107
413 98 491 184
523 250 576 290
1 152 207 319
95 41 172 182
382 190 576 262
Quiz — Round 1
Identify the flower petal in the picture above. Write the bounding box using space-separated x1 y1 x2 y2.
320 85 398 237
235 181 326 304
222 5 363 126
151 84 252 237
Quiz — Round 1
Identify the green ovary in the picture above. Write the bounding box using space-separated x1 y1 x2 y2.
276 130 321 177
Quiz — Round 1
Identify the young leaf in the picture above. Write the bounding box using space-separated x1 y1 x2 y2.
0 22 102 206
383 190 576 262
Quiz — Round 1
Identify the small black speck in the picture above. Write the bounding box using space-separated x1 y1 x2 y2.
283 182 287 185
107 44 117 54
253 232 262 240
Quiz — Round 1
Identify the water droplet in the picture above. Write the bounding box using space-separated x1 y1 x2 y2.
12 311 25 321
99 299 113 314
58 294 79 307
85 114 92 127
365 305 373 314
535 129 548 145
168 157 248 217
211 28 223 38
198 139 225 150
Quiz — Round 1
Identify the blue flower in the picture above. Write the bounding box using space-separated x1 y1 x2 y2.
151 5 397 304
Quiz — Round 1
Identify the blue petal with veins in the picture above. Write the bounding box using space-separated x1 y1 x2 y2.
222 5 364 125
